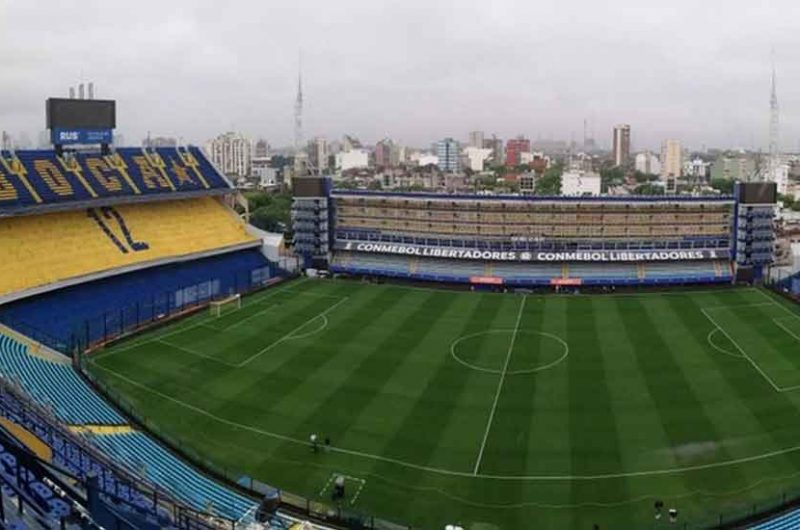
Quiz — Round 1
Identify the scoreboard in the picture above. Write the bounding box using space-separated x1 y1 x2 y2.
46 98 116 146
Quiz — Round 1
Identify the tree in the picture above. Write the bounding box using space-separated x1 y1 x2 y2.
632 183 665 196
535 164 563 195
245 191 292 232
709 178 735 194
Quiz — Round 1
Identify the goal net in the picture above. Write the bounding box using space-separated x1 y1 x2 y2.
209 294 242 317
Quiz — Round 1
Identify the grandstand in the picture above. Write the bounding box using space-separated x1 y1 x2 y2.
0 133 308 529
299 186 745 287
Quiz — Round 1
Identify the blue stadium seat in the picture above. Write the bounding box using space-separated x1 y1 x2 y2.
0 335 125 425
89 432 254 520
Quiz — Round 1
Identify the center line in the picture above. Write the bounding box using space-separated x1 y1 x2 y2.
473 295 526 475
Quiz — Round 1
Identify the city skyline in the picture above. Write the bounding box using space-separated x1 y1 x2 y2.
2 0 800 151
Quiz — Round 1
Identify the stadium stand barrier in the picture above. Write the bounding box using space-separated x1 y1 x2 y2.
0 249 280 354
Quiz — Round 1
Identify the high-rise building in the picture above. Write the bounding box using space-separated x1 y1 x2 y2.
253 139 270 159
612 124 631 166
307 137 329 174
483 136 504 166
375 138 399 168
635 151 661 175
505 136 531 166
468 131 485 149
205 132 252 177
436 138 460 172
661 139 682 191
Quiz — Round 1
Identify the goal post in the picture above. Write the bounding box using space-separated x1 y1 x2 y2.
209 294 241 317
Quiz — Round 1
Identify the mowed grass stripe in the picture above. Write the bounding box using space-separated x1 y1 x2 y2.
169 287 353 366
356 294 516 522
205 284 401 431
266 289 470 500
567 298 629 518
476 296 546 475
667 291 800 499
615 297 749 494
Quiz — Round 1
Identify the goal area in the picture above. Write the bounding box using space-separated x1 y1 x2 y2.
209 294 241 317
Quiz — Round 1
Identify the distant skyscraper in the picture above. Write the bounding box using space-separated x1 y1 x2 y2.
253 139 270 159
661 139 682 191
468 131 485 149
612 124 631 166
635 151 661 175
436 138 460 172
307 137 329 174
206 132 252 177
143 136 178 148
505 136 531 166
483 136 504 166
375 138 399 168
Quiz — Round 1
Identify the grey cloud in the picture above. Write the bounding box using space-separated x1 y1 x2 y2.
1 0 799 151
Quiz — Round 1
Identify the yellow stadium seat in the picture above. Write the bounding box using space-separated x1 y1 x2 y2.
0 197 257 298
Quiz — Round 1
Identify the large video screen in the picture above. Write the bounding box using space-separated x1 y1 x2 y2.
46 98 116 129
738 182 777 204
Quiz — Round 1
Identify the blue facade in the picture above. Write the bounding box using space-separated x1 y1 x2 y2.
0 146 230 215
0 249 275 352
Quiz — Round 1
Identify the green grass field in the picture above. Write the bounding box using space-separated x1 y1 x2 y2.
87 279 800 529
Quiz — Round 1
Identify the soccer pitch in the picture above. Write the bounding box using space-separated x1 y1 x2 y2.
87 278 800 529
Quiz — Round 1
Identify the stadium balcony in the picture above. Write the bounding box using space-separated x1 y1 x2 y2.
0 248 274 352
0 196 259 304
0 147 229 215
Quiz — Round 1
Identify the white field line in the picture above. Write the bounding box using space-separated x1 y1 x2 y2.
93 278 308 362
699 302 774 311
220 304 278 331
90 360 800 481
350 477 367 505
236 297 349 368
774 318 800 344
700 308 782 393
705 328 744 359
156 339 238 367
754 288 800 321
473 295 527 475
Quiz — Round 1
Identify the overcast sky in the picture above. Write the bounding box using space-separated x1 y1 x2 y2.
1 0 799 151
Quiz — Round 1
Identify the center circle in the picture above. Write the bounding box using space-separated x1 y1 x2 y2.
450 330 569 375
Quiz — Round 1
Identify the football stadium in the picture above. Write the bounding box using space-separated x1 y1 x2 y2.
0 99 800 530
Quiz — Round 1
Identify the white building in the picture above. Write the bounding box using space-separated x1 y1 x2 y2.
635 151 661 175
205 132 252 177
417 154 439 167
769 163 790 195
468 130 485 149
561 170 601 196
463 147 493 172
335 149 369 171
684 158 710 182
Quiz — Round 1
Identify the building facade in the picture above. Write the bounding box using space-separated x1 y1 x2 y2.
505 137 531 167
436 138 460 172
635 151 661 175
661 139 683 190
612 124 631 167
205 132 252 178
468 131 485 149
561 170 602 196
307 137 330 174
